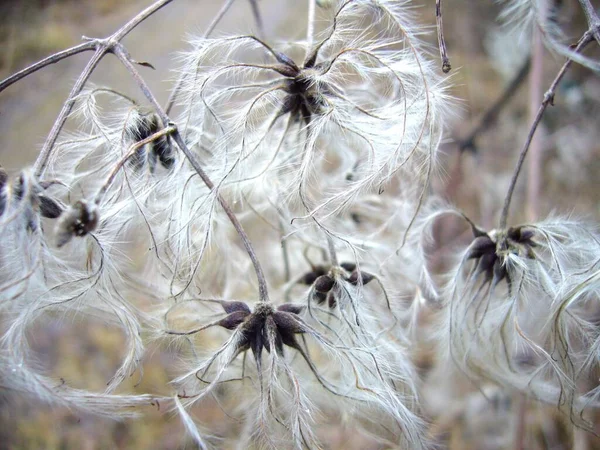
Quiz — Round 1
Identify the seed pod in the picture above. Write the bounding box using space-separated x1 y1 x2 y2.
340 262 357 273
299 265 327 285
346 270 375 286
314 291 327 304
314 275 335 293
55 200 99 247
508 226 537 247
154 135 175 170
126 112 174 172
218 310 250 330
38 195 63 219
467 236 496 260
277 304 304 315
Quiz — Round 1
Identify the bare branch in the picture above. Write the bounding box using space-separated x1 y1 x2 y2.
499 30 595 228
0 42 96 94
458 57 530 153
31 0 174 178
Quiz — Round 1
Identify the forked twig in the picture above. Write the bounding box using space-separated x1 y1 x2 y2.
29 0 175 178
499 30 595 229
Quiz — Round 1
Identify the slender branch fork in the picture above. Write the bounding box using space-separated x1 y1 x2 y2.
499 20 599 229
0 0 270 302
27 0 175 178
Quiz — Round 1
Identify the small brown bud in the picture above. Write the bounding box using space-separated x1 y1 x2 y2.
314 275 335 293
299 265 328 285
467 236 495 260
346 270 374 286
38 195 63 219
340 262 357 273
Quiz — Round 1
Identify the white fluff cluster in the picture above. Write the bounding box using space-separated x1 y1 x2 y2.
415 203 600 429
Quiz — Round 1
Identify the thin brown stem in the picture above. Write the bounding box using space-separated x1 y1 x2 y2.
435 0 451 73
499 30 594 229
33 48 105 178
578 0 600 44
0 42 96 94
94 126 176 204
112 44 270 302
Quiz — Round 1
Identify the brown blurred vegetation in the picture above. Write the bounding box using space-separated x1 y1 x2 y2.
1 0 600 449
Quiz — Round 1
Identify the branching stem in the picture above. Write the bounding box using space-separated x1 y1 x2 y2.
31 0 175 178
0 41 96 94
498 30 594 229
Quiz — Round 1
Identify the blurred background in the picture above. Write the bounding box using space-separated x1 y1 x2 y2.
0 0 599 448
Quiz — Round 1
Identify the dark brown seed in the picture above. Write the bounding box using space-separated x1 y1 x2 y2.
299 265 328 285
314 275 335 293
217 310 250 330
340 262 357 273
155 136 175 169
346 270 374 286
277 304 304 315
477 252 497 281
467 236 496 260
219 300 251 315
493 259 507 284
38 195 63 219
273 311 305 334
314 291 327 304
328 292 337 308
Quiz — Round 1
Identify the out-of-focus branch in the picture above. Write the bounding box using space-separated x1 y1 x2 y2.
526 15 545 222
458 56 530 153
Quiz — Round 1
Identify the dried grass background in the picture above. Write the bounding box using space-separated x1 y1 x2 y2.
0 0 599 449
